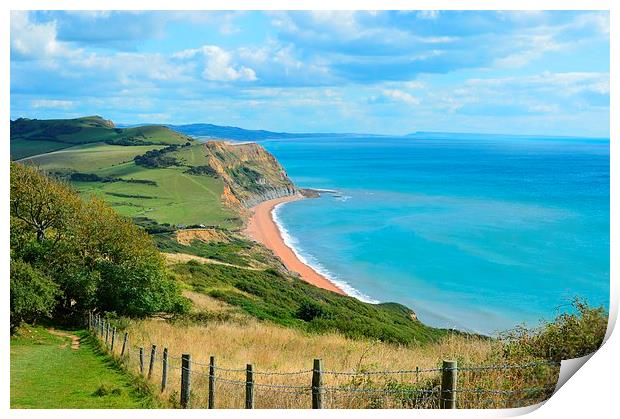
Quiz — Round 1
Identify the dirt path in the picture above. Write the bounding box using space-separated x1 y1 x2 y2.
48 329 81 350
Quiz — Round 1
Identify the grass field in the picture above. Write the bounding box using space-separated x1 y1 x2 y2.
18 143 165 172
10 139 75 160
18 141 241 227
10 326 154 408
75 166 241 227
12 119 289 229
170 143 212 166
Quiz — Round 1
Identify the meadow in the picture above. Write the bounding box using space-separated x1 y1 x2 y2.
17 141 241 228
10 326 155 408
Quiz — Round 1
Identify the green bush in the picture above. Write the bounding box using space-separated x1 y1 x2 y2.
10 258 60 332
502 298 608 361
10 162 189 327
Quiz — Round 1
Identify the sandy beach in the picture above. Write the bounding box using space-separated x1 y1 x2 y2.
244 195 347 295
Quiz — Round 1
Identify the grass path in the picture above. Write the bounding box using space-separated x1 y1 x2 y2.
10 326 155 409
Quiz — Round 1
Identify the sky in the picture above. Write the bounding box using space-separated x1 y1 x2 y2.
10 10 610 137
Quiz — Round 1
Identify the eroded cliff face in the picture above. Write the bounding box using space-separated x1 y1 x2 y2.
203 141 297 209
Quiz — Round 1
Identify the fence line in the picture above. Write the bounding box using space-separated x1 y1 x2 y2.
87 313 560 409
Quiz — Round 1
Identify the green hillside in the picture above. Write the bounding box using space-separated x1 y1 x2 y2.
10 116 192 159
74 166 239 227
11 117 243 227
14 117 301 228
174 260 446 344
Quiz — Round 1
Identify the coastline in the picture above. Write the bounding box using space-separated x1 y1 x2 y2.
243 194 347 296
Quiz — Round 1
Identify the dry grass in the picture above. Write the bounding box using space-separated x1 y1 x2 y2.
93 293 560 409
102 299 556 409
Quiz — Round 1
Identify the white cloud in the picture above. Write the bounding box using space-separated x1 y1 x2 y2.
11 11 69 59
380 89 421 105
402 81 426 89
31 99 74 109
175 45 257 82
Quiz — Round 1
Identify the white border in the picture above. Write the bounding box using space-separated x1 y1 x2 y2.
2 1 616 418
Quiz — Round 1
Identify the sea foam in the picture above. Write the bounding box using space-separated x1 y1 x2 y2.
272 202 379 304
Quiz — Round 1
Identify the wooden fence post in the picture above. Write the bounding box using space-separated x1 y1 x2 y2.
208 356 216 409
161 348 168 393
148 345 157 379
312 359 323 409
139 347 145 374
105 322 110 346
180 354 191 408
440 360 457 409
121 332 128 357
99 318 103 337
245 364 254 409
111 328 116 353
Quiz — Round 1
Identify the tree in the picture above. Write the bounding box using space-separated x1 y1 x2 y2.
10 162 80 243
10 163 188 327
10 258 60 332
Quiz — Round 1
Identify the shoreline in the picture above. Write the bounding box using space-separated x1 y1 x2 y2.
243 194 347 296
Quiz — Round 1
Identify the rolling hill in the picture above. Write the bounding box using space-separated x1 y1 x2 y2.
166 123 356 141
13 117 300 229
10 116 193 159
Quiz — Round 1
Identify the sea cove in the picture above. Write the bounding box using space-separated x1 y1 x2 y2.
262 135 610 335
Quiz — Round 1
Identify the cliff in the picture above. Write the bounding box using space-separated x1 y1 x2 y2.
202 141 297 209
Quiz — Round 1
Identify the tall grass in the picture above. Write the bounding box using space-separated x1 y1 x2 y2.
107 294 560 409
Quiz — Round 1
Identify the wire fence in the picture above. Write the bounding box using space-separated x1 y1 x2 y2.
88 313 560 409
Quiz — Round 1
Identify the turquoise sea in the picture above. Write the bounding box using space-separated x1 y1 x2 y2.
259 134 610 335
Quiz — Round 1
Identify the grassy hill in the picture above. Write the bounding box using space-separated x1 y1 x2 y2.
15 118 301 228
11 116 192 159
172 260 446 344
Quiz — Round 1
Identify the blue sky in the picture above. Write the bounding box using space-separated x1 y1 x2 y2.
10 10 609 136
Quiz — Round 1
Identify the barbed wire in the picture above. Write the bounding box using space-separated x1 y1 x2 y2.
88 330 558 409
93 330 559 377
322 367 441 375
210 364 247 372
254 369 313 376
323 386 438 395
213 377 246 386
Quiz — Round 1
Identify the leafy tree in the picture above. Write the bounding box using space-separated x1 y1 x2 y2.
10 258 60 332
10 162 80 243
10 163 188 328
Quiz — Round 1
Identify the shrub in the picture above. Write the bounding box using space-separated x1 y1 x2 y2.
185 165 218 177
296 300 330 321
502 298 608 361
10 258 60 332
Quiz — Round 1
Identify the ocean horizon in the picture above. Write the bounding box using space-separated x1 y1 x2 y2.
260 134 610 335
